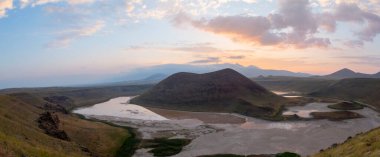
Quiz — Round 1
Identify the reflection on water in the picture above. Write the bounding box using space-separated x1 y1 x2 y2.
282 103 336 118
272 91 302 98
272 91 289 95
240 121 309 130
73 97 168 121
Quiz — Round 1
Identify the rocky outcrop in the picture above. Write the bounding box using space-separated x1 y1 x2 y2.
43 96 73 113
42 102 68 114
37 112 70 141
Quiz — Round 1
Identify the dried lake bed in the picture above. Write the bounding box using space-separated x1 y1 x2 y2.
73 96 380 157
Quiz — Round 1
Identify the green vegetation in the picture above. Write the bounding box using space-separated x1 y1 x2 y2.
198 154 271 157
198 155 249 157
197 152 301 157
328 101 364 110
74 115 142 157
275 152 300 157
313 127 380 157
59 113 131 156
115 127 140 157
140 138 191 157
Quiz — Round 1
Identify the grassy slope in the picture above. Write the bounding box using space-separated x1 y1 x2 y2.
0 94 130 157
253 76 336 94
313 127 380 157
309 78 380 110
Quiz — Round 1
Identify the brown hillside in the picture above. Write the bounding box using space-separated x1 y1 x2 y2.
131 68 284 117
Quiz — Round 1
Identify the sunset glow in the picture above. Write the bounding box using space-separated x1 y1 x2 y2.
1 0 380 88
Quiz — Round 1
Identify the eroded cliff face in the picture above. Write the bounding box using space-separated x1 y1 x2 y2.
37 112 70 141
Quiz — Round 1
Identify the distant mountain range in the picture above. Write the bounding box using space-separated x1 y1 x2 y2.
103 66 380 86
130 68 284 117
107 63 311 84
320 68 380 79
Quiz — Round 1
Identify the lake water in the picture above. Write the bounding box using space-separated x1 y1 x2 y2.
73 96 380 156
73 97 168 121
175 103 380 156
272 90 302 98
282 102 336 118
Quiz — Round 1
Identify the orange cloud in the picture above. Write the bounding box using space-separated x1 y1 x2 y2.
0 0 13 18
173 0 380 49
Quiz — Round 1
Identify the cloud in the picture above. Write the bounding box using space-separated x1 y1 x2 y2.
314 0 380 14
193 16 282 45
21 0 95 8
173 42 221 53
3 0 379 49
344 40 364 48
47 20 104 48
172 0 380 49
227 55 245 59
335 55 380 66
0 0 96 18
123 0 260 21
0 0 13 18
175 0 331 48
189 57 220 64
332 3 380 42
125 42 256 57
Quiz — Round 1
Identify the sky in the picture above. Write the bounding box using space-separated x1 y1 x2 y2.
1 0 380 88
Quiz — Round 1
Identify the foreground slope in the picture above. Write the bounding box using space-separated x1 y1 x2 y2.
131 69 284 117
313 127 380 157
309 78 380 110
0 94 131 157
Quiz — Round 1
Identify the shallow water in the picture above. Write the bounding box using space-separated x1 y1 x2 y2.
74 97 380 156
175 103 380 157
282 102 336 118
73 97 168 121
272 90 302 98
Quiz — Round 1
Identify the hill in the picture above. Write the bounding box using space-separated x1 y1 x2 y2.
374 72 380 78
0 84 152 110
313 127 380 157
309 78 380 110
320 68 379 79
130 69 285 118
0 94 131 157
253 76 336 94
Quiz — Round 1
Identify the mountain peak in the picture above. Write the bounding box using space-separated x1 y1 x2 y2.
324 68 375 79
209 68 240 75
335 68 355 74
